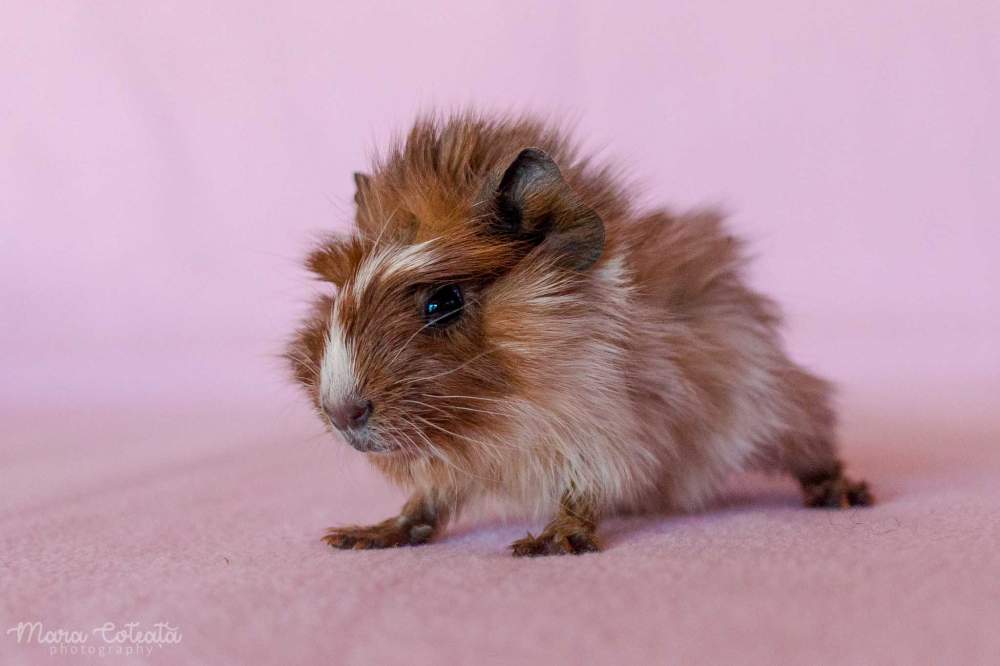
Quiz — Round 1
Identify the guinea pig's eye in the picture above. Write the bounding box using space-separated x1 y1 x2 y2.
423 284 464 328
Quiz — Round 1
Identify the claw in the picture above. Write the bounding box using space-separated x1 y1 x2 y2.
510 530 600 557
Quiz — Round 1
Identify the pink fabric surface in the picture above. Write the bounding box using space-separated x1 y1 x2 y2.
3 2 999 664
3 378 1000 665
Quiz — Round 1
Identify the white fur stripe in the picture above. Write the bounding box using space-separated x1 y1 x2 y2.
352 241 437 300
319 300 355 406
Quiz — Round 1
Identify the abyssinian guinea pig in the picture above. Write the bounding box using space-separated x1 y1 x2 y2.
287 111 873 557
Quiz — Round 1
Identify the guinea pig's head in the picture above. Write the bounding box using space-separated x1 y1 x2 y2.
287 145 605 458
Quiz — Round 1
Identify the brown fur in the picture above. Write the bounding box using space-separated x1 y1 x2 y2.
286 111 873 556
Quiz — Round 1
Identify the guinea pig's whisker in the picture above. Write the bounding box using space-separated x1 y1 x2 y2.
380 422 417 455
285 351 320 373
399 413 499 478
397 347 497 386
371 205 399 250
399 421 439 458
396 415 485 480
409 418 503 471
385 320 437 368
402 397 507 419
284 349 317 366
383 296 478 370
399 400 510 463
370 179 387 228
381 422 414 454
428 394 512 404
300 427 333 447
410 413 516 462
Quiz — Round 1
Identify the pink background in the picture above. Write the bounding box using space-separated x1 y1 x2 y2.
2 2 998 664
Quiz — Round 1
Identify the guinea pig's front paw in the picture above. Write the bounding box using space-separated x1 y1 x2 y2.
322 519 434 550
802 474 875 509
509 529 601 557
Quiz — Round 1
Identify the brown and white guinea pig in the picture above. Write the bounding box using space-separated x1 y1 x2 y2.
286 111 873 557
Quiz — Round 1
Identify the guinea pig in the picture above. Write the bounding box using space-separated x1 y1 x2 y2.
286 111 873 556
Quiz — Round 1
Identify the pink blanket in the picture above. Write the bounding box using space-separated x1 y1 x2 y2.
3 370 999 664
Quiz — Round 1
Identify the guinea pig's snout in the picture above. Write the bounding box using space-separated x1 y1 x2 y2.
325 398 373 432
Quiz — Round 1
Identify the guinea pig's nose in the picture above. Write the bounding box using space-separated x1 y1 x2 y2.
325 399 372 431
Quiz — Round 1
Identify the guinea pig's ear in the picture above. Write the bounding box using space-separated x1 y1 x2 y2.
483 148 604 271
353 172 372 207
305 237 359 286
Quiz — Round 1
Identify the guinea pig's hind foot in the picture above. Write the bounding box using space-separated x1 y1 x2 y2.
322 518 434 550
